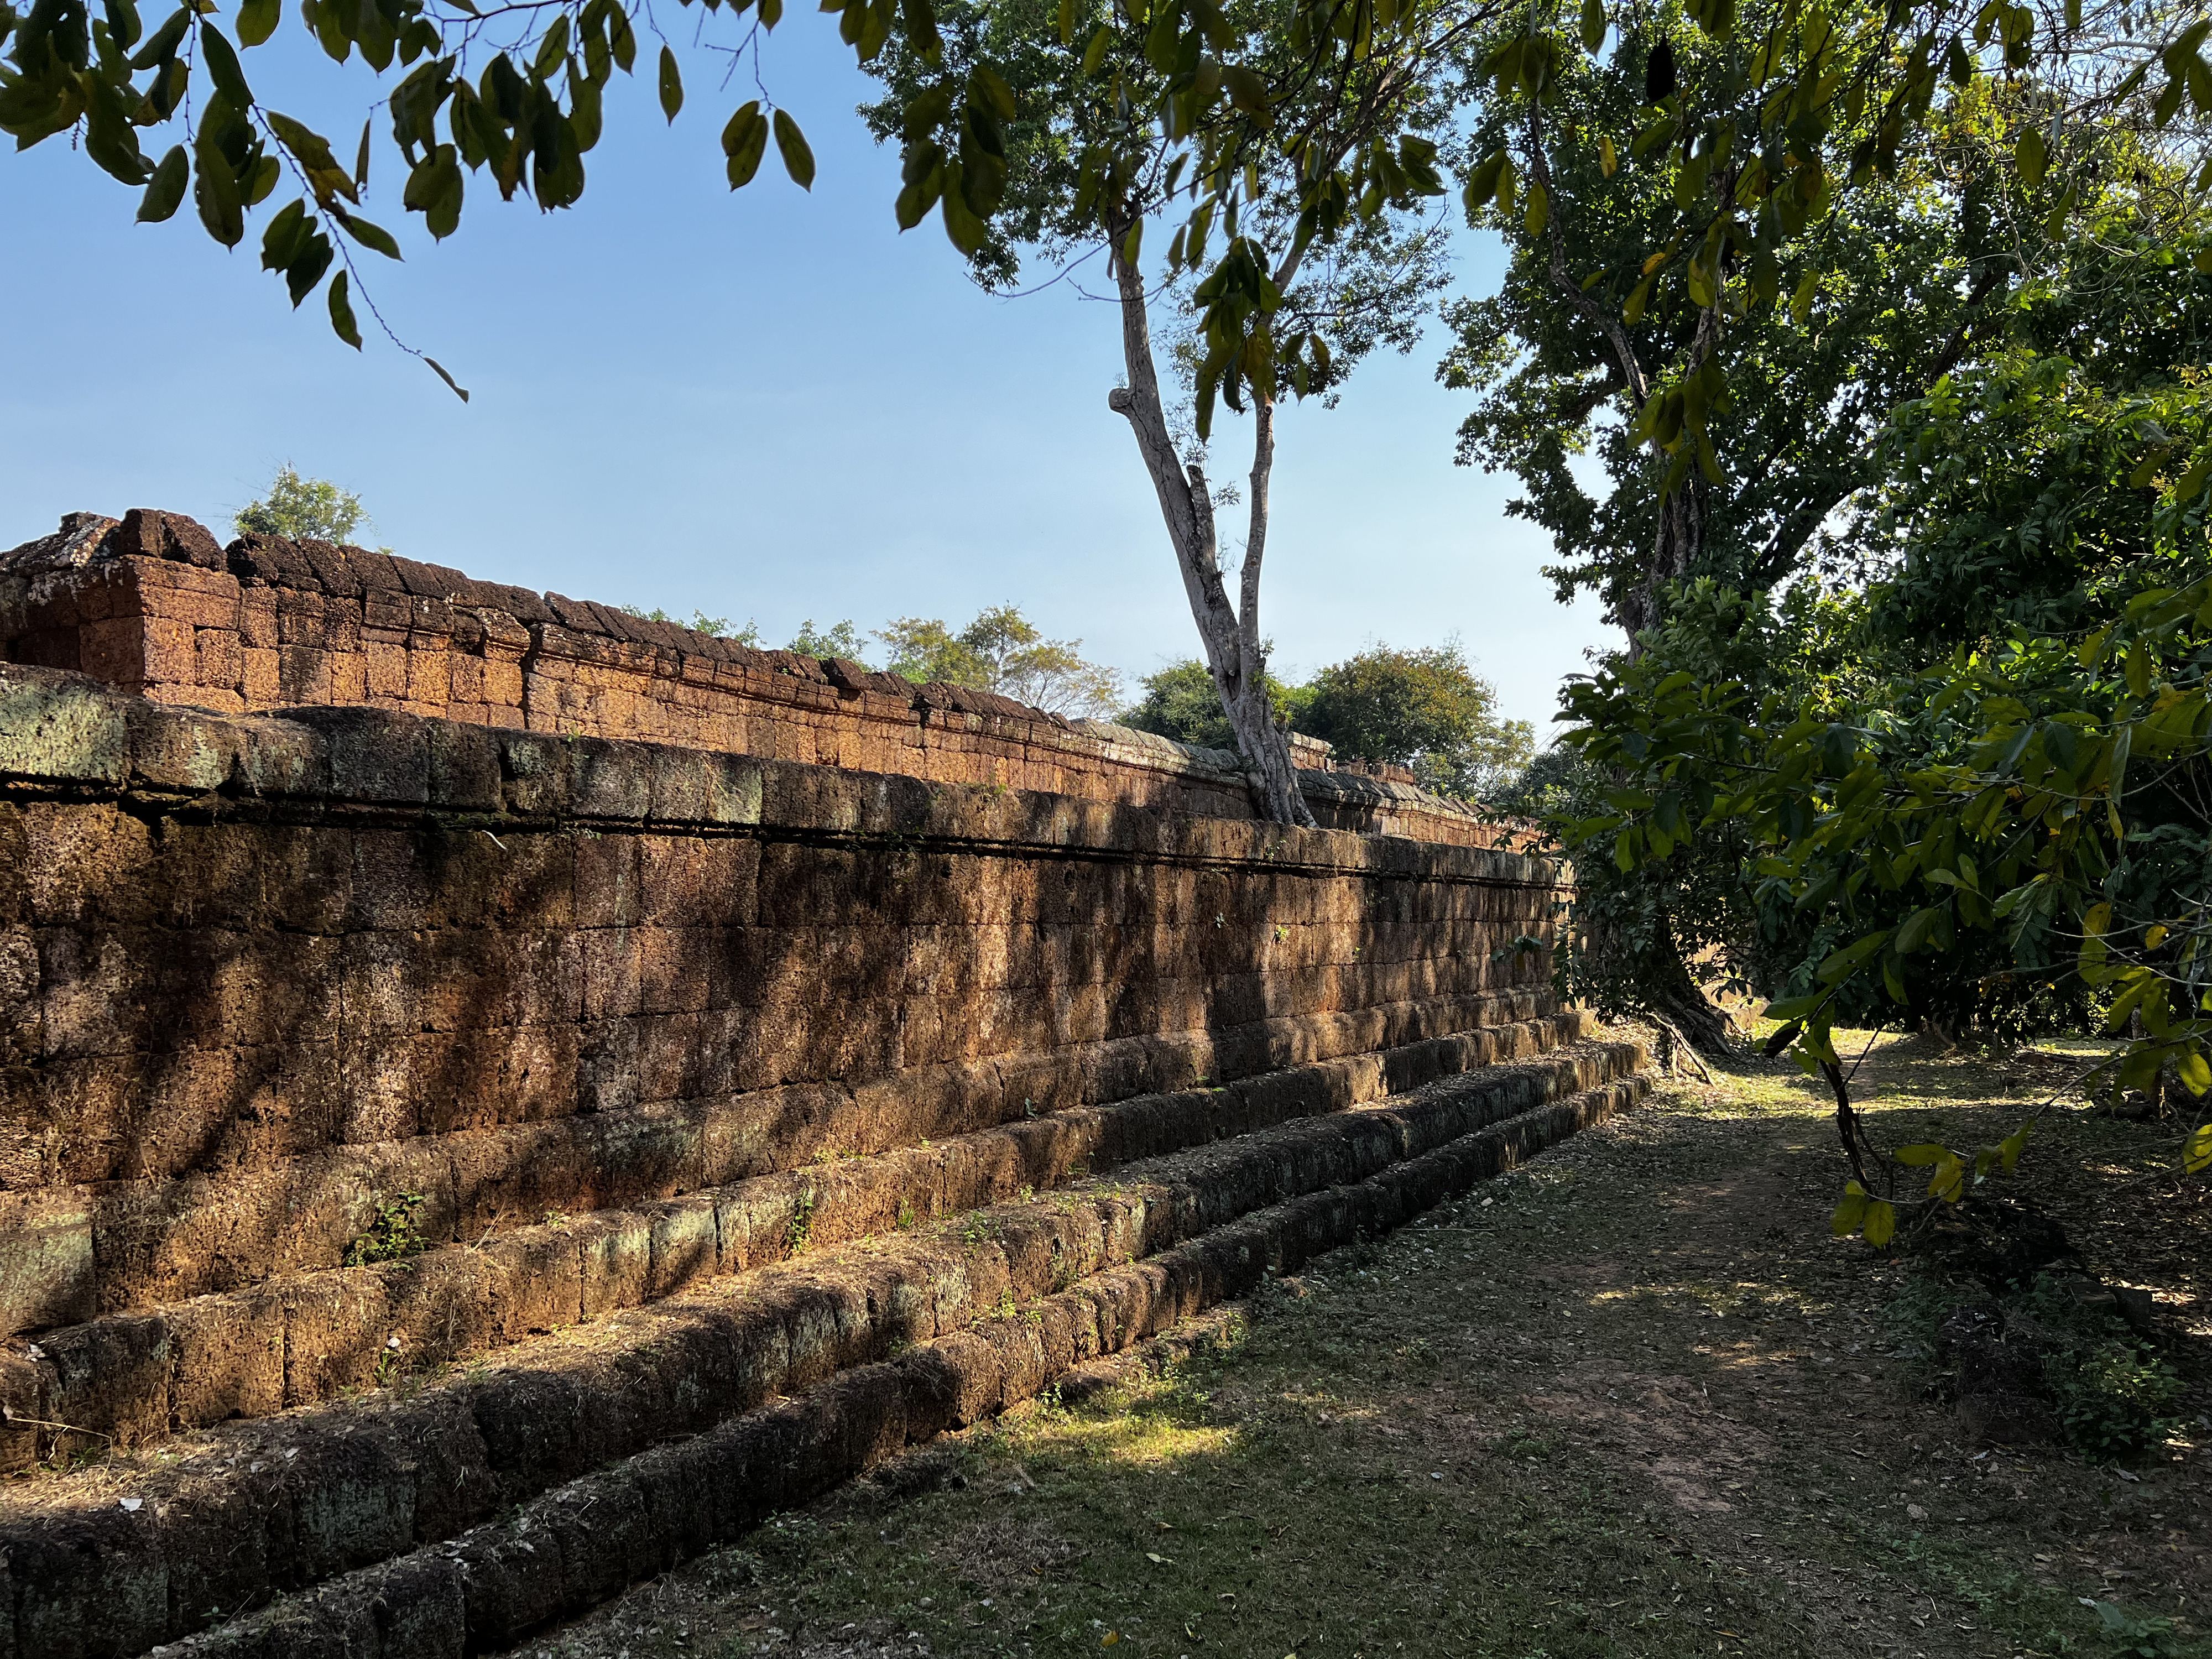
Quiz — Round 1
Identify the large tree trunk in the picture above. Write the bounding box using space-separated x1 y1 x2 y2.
1524 102 1713 653
1642 921 1736 1060
1524 106 1731 1053
1104 210 1314 828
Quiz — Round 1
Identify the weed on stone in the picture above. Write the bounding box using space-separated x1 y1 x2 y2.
512 1032 2208 1659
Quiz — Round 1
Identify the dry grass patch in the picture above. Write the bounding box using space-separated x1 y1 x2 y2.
510 1031 2208 1659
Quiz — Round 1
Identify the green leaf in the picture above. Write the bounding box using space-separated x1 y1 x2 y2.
969 63 1016 119
195 22 252 109
259 195 309 268
2173 1049 2210 1097
192 133 244 247
1927 1155 1965 1203
1891 1143 1950 1166
1999 1123 2030 1174
236 0 278 46
1789 268 1819 324
2043 184 2076 239
773 108 815 189
327 268 362 348
1829 1181 1869 1236
422 354 470 401
723 102 768 186
130 5 190 68
2015 126 2048 187
1461 150 1505 215
1815 931 1890 984
2184 1123 2212 1174
658 44 681 121
137 143 187 221
267 110 358 206
1579 0 1604 51
1056 0 1074 43
1862 1199 1896 1248
1895 905 1942 953
403 144 464 238
332 207 402 258
1525 181 1548 236
1223 63 1269 118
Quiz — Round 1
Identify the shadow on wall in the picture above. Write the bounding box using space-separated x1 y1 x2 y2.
0 667 1559 1415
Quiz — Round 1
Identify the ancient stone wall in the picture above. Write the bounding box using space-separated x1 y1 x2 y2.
0 509 1506 846
0 515 1605 1659
0 662 1561 1347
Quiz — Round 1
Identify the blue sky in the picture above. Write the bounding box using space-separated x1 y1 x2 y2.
0 23 1608 733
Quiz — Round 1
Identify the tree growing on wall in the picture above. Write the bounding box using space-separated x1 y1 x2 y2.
1120 657 1305 752
864 0 1491 825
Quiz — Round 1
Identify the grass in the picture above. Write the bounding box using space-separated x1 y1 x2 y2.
510 1031 2209 1659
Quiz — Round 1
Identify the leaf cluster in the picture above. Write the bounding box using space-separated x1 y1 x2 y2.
1562 446 2212 1218
1452 0 2212 565
0 0 1005 382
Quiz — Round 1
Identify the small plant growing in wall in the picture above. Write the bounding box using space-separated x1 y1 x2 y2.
345 1192 427 1267
895 1198 917 1232
373 1334 408 1387
959 1211 1005 1249
787 1188 818 1254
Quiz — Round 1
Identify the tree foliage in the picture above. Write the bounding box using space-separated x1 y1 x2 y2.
1452 0 2210 641
1468 0 2212 1057
0 0 1025 384
1443 13 2043 629
878 604 1124 716
1119 656 1302 749
786 619 877 662
233 464 374 544
1121 642 1532 799
1300 640 1535 797
1559 288 2212 1235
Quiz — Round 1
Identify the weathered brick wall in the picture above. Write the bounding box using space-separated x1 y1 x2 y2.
0 663 1563 1339
0 509 1507 846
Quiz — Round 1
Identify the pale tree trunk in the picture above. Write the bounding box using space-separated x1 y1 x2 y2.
1104 210 1316 828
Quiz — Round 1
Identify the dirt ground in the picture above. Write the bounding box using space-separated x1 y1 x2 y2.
503 1032 2210 1659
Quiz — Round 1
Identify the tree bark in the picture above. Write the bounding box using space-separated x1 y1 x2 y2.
1524 101 1712 652
1520 106 1733 1053
1105 208 1316 828
1643 922 1736 1060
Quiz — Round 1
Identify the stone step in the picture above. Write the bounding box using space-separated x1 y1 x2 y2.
6 984 1559 1329
173 1070 1652 1659
0 1039 1647 1659
2 1007 1589 1462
